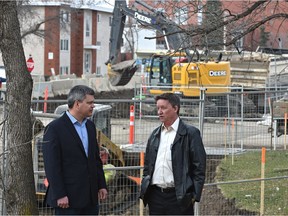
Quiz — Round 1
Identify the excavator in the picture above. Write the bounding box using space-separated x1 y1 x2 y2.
107 0 231 98
106 0 188 86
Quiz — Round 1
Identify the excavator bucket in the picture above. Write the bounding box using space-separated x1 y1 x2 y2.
108 60 138 86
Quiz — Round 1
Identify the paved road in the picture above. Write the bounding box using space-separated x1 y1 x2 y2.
111 117 287 156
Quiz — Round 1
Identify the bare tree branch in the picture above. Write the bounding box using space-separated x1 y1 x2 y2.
225 13 288 47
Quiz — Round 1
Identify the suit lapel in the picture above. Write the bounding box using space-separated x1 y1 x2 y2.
152 126 161 150
173 119 187 145
86 121 95 158
62 113 87 157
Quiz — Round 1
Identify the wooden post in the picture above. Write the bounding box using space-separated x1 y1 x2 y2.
231 118 235 165
224 118 227 161
284 113 287 150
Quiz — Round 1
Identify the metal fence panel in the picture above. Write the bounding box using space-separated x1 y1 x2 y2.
1 86 288 215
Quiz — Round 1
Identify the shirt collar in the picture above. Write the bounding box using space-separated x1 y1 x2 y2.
162 117 180 131
66 111 87 125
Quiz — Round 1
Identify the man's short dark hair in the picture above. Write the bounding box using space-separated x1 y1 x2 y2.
155 93 181 114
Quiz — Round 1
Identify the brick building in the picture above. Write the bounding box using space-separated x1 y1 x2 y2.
0 1 113 80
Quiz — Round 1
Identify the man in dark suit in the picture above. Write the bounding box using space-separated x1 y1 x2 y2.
43 85 108 215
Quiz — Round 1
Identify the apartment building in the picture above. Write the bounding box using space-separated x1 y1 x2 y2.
0 1 113 80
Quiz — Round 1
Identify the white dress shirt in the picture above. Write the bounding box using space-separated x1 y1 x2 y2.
152 117 179 188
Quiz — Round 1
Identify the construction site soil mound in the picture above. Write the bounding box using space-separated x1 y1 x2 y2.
199 158 257 215
95 89 135 99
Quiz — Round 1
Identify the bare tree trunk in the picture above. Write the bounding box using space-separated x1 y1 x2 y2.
0 1 38 215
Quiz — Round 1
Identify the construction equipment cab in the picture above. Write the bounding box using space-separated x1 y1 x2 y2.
147 51 231 97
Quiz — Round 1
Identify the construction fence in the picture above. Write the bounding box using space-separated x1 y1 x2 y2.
1 86 288 215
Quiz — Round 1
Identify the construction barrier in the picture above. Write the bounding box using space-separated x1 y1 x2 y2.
260 147 266 215
19 86 288 215
43 86 48 113
129 105 135 144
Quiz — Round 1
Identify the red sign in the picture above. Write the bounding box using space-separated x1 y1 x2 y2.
26 55 34 73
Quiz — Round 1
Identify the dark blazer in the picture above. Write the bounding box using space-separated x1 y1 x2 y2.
141 118 206 211
42 113 107 208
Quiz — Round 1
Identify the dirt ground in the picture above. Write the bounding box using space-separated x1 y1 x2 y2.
200 158 257 215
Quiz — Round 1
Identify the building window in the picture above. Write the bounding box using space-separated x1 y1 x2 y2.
233 30 244 50
98 14 101 23
96 67 101 75
109 16 112 26
60 39 69 51
86 20 90 37
85 52 91 73
60 66 69 75
96 41 101 46
197 3 203 26
156 8 165 13
60 11 69 23
174 7 188 25
235 37 244 50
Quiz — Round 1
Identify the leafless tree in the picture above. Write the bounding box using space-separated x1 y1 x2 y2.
141 0 288 53
0 1 38 214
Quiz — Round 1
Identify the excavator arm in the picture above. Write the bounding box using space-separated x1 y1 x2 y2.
107 0 190 86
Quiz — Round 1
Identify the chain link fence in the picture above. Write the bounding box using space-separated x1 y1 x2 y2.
1 86 288 215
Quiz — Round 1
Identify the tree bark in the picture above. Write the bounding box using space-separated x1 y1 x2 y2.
0 1 38 215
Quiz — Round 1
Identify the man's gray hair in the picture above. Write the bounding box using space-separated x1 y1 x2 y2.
67 85 95 108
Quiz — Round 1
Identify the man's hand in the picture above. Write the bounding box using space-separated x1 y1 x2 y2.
98 188 108 200
57 196 69 208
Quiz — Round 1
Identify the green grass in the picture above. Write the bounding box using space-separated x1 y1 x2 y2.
216 150 288 215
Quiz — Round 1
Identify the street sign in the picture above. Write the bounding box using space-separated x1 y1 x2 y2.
27 55 34 73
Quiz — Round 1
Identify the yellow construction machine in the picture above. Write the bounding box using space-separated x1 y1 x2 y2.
146 51 230 97
107 0 231 97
